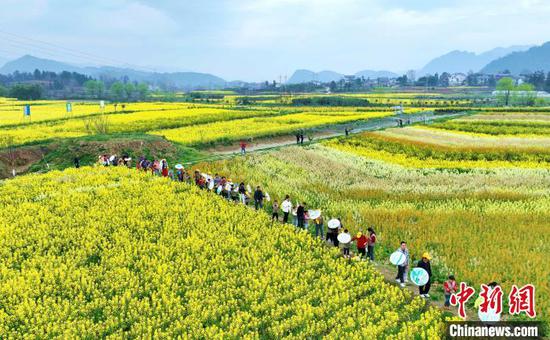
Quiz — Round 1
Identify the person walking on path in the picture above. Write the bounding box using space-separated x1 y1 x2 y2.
281 195 292 223
238 182 247 204
352 231 368 259
395 241 409 288
367 227 377 261
314 215 324 239
417 252 432 297
443 275 457 309
300 133 304 145
73 157 80 168
271 200 280 222
340 229 352 258
296 133 300 145
254 186 264 210
326 217 342 247
296 202 307 230
161 159 169 177
240 140 247 155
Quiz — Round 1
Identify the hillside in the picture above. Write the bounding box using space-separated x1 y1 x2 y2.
0 167 445 337
287 69 344 83
482 42 550 74
287 69 398 84
418 45 531 75
0 55 226 90
355 70 398 79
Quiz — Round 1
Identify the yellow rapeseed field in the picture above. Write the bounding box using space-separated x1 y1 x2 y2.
198 144 550 322
0 167 446 338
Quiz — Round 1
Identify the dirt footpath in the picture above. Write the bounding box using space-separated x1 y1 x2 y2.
207 112 466 156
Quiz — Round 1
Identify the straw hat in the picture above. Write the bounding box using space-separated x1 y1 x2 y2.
422 252 431 260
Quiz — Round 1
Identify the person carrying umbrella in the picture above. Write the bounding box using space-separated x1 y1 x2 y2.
339 229 352 258
417 252 432 297
395 241 409 288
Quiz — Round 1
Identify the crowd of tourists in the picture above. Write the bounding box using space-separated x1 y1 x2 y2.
95 153 457 300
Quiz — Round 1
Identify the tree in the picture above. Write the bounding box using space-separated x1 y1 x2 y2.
526 71 545 90
84 80 105 99
136 83 149 100
0 85 7 97
514 83 536 106
124 83 135 100
439 72 450 87
110 82 126 101
329 81 337 93
496 77 515 106
9 84 43 100
397 75 408 87
545 72 550 92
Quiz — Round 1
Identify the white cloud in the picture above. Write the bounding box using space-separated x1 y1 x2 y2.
0 0 549 80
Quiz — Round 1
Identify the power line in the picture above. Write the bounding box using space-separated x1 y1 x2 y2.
0 28 159 73
0 29 125 66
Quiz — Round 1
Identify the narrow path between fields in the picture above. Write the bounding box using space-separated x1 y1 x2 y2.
373 262 478 320
207 112 468 156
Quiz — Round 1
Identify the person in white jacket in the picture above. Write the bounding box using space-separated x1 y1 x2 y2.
281 195 292 223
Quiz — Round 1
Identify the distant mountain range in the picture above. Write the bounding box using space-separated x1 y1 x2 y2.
1 42 549 88
287 69 398 84
286 44 542 84
0 55 226 90
481 42 550 75
417 45 533 76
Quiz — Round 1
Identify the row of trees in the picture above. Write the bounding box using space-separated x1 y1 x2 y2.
0 69 150 101
84 80 149 101
0 80 150 101
523 71 550 91
0 84 43 100
495 78 540 106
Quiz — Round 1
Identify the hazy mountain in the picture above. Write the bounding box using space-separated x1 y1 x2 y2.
0 55 226 90
418 45 532 75
0 55 83 74
288 69 398 84
287 69 344 83
481 42 550 75
355 70 398 79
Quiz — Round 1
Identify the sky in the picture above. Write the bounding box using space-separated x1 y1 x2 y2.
0 0 549 81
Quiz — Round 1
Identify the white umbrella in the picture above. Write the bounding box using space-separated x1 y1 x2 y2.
327 219 341 229
409 268 429 286
308 210 321 220
337 233 351 244
175 164 184 170
389 251 407 266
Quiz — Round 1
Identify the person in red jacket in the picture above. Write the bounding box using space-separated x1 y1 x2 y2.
352 231 368 259
443 275 457 309
367 227 377 261
240 141 247 155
